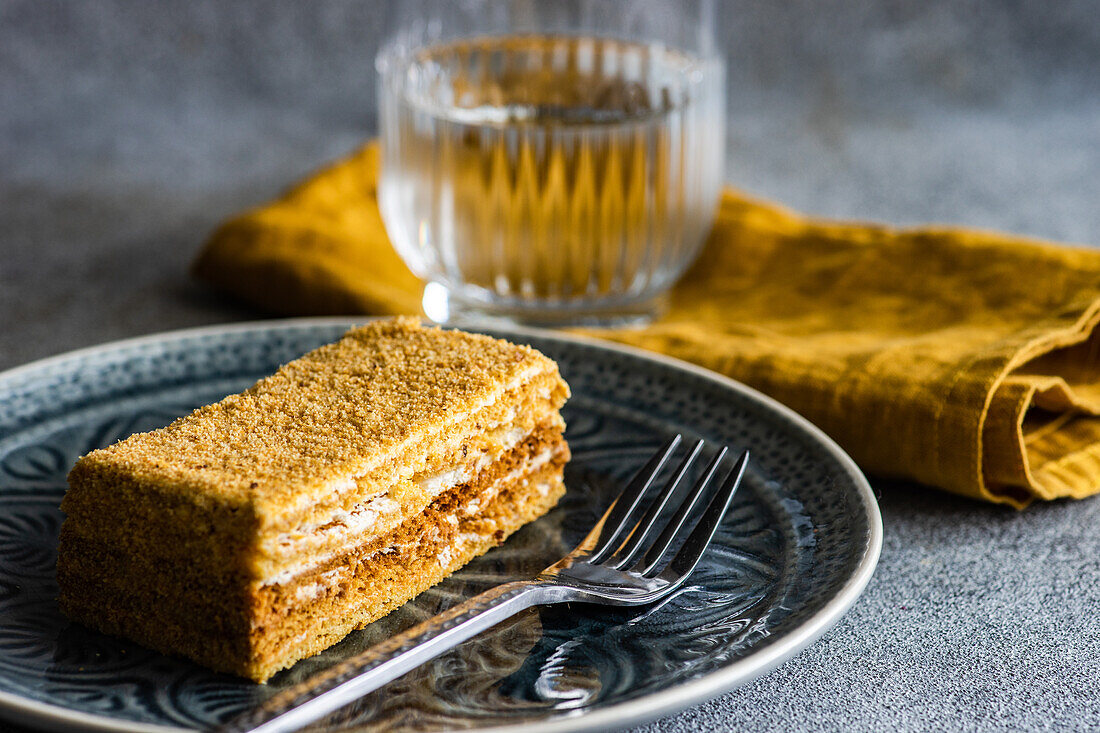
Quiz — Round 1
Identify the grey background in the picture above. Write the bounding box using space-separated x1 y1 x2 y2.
2 1 1099 730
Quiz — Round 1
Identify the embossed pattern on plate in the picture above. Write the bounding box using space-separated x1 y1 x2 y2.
0 319 881 733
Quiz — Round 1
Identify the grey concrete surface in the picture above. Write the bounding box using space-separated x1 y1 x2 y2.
2 1 1100 730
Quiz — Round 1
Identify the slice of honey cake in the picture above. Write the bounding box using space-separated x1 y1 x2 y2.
57 317 570 682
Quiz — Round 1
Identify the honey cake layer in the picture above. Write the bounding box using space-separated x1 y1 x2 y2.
56 426 567 641
64 317 569 527
59 411 564 586
58 439 568 682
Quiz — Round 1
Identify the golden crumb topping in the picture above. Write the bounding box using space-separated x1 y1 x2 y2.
71 317 567 515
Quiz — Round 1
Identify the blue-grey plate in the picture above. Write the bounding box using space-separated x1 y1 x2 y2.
0 319 881 733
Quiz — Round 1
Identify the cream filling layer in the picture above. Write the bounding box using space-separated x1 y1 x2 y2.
260 421 532 578
266 455 562 610
260 442 559 587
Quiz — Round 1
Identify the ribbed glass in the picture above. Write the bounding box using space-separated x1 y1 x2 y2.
378 25 724 325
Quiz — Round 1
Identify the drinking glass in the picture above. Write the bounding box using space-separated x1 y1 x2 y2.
377 0 725 327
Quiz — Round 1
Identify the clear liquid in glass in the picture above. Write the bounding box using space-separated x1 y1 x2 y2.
378 34 725 326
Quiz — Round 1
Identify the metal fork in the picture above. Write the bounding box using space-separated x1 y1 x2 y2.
218 435 749 733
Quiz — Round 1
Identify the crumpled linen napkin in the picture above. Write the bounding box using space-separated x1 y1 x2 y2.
194 143 1100 508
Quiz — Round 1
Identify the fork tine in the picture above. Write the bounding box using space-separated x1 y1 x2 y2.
632 446 729 576
651 450 749 580
587 434 681 564
608 439 704 569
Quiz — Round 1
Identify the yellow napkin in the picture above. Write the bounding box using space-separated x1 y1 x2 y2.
194 143 1100 508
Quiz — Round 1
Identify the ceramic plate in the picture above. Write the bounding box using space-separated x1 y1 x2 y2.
0 318 881 732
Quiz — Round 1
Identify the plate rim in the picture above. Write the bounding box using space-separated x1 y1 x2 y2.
0 317 883 733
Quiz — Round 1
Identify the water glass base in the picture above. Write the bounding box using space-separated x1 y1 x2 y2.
421 282 665 330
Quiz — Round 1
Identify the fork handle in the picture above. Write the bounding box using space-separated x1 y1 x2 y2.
216 581 545 733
